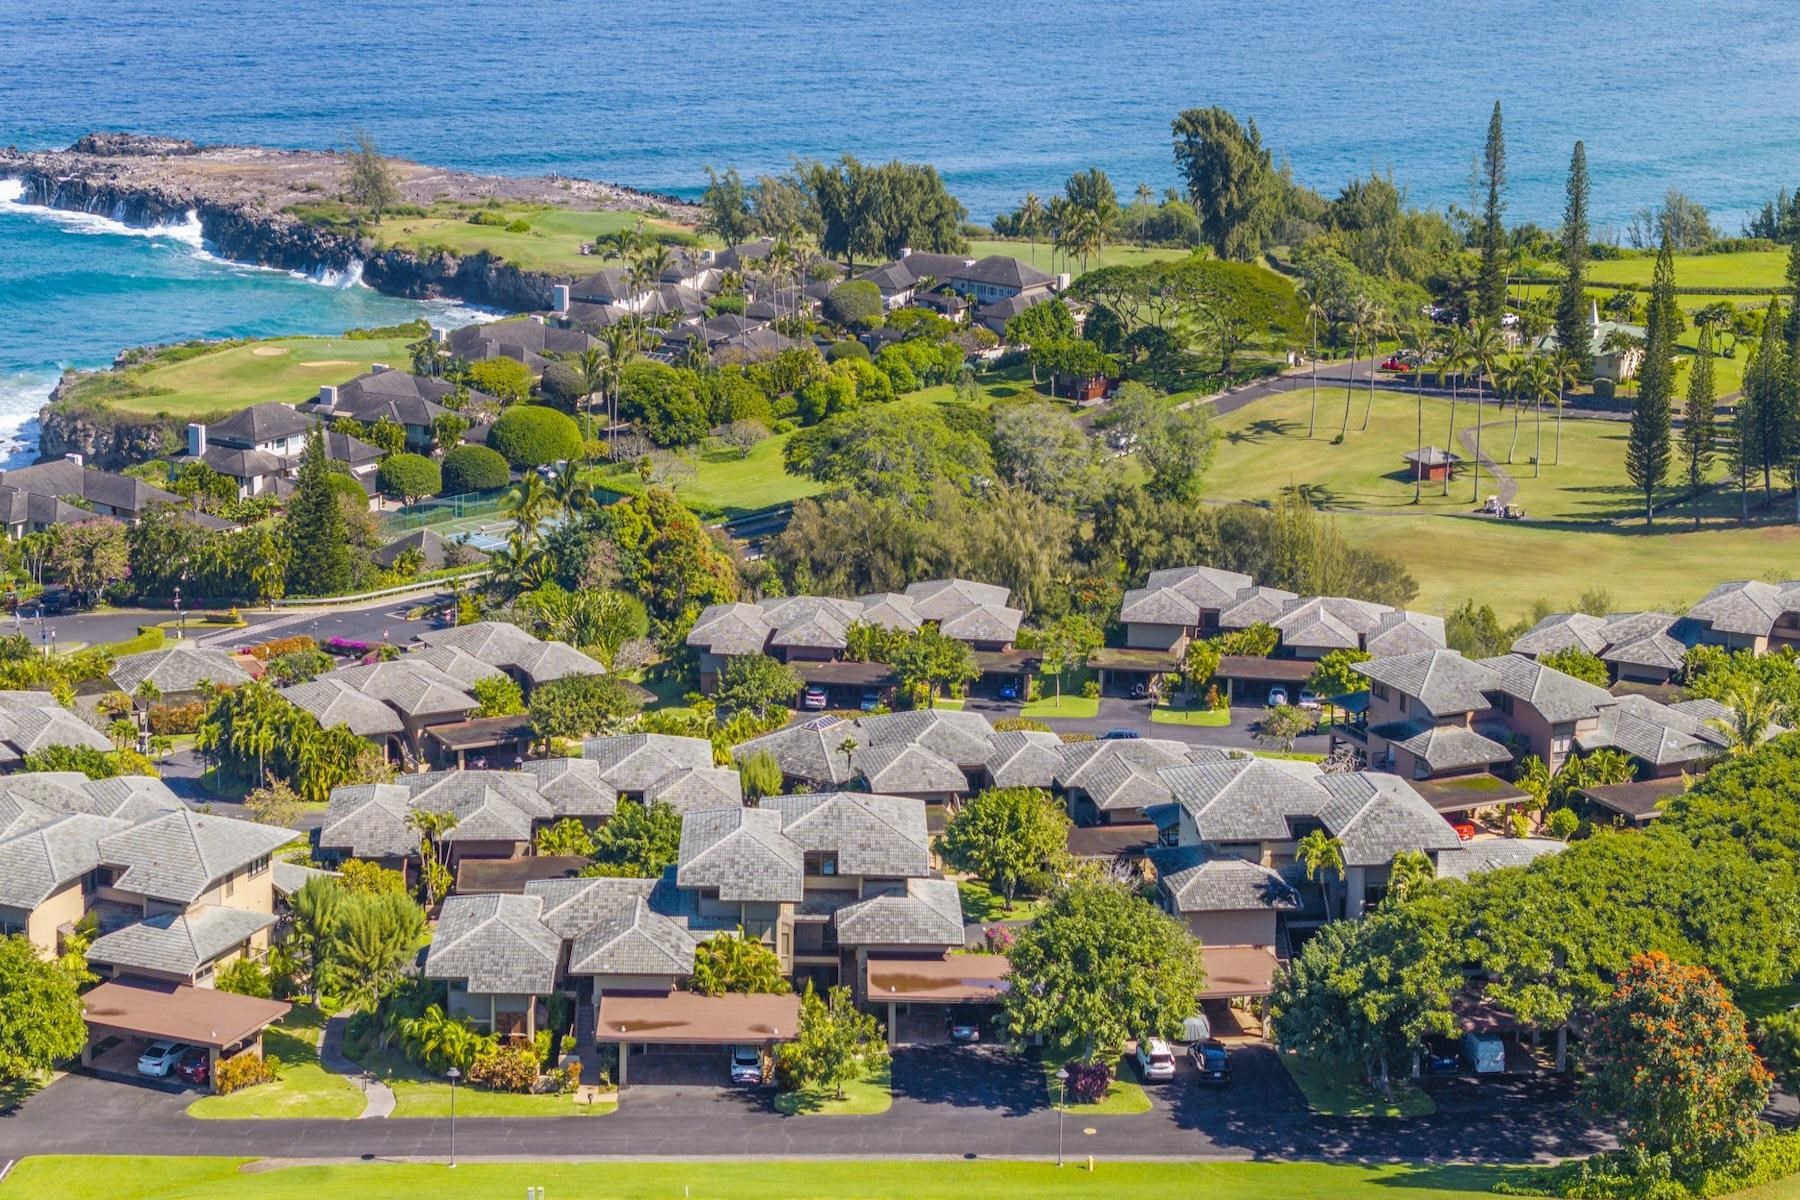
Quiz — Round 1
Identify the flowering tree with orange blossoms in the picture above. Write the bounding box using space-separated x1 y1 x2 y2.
1585 952 1771 1175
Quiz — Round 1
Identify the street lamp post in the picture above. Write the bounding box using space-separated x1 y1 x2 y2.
446 1065 461 1167
173 585 183 641
1055 1066 1069 1167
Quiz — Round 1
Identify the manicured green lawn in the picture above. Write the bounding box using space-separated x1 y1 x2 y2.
1020 670 1099 719
965 238 1195 281
350 1044 612 1118
956 877 1046 924
773 1067 893 1116
187 1007 365 1120
1039 1049 1153 1116
4 1156 1519 1200
62 335 417 420
373 204 690 274
1736 978 1800 1021
1151 703 1231 727
584 428 826 519
1276 1051 1435 1118
1571 248 1788 292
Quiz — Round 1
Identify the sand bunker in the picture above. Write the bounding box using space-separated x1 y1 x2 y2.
250 346 289 357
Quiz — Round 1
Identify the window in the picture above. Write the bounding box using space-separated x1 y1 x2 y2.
1552 734 1572 754
223 872 235 898
1495 694 1514 716
805 852 839 877
248 855 270 876
1371 682 1390 702
1397 694 1408 714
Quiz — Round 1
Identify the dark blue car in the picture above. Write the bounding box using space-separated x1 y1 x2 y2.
1190 1039 1230 1083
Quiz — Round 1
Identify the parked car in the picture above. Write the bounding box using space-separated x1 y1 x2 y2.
1101 729 1141 740
997 680 1020 701
1420 1038 1461 1075
800 686 828 711
1266 687 1288 708
946 1006 983 1044
1190 1039 1231 1083
1129 681 1150 699
859 688 882 712
1297 689 1321 710
1135 1037 1178 1082
174 1047 211 1086
137 1040 186 1077
729 1044 765 1086
1380 355 1413 372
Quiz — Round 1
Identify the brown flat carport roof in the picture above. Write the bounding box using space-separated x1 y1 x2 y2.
867 955 1011 1004
595 991 801 1044
1580 778 1682 824
84 980 291 1049
425 715 534 751
792 660 896 686
1199 946 1281 999
1215 656 1317 683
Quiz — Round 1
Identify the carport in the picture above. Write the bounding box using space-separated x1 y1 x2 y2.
1214 656 1315 706
867 955 1010 1046
1198 945 1281 1001
594 991 801 1087
81 980 291 1092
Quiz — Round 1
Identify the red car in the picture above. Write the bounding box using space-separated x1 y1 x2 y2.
1380 355 1413 372
174 1047 210 1086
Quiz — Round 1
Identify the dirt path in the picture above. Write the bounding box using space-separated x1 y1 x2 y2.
1457 415 1518 508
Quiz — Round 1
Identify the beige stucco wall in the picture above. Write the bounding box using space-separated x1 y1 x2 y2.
1125 622 1187 651
1183 909 1277 949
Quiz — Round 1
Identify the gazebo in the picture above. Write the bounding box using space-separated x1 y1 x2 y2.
1403 446 1462 483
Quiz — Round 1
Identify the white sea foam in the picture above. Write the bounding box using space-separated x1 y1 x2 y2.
0 178 204 248
0 371 54 469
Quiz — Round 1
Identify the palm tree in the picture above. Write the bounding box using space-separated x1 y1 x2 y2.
406 809 461 907
503 472 556 538
1406 319 1435 503
1045 196 1073 274
1339 294 1369 437
1437 328 1471 496
1019 193 1045 266
836 736 859 779
1467 317 1506 503
550 468 592 516
1549 347 1584 467
1707 678 1779 754
1525 355 1558 478
1296 279 1327 438
1492 358 1526 462
575 347 609 418
408 331 444 378
1358 301 1387 431
1296 829 1345 920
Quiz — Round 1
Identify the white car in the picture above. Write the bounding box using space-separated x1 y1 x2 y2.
1135 1037 1177 1082
1266 687 1288 708
1297 689 1321 710
728 1044 764 1086
137 1040 186 1077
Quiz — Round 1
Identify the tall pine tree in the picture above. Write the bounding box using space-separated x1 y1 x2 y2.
283 426 353 596
1741 299 1788 505
1476 101 1508 322
1681 327 1716 528
1785 237 1800 344
1553 142 1591 370
1625 235 1676 524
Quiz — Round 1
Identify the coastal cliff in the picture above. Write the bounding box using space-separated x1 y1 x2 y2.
0 134 697 312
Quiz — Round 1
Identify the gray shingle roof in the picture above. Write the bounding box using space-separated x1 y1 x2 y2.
97 809 293 904
852 743 969 795
331 660 476 718
1119 586 1200 627
524 757 620 819
1366 611 1448 658
424 893 561 995
1599 614 1688 672
834 877 965 946
567 896 696 976
110 644 253 694
687 603 774 656
1149 845 1300 913
1372 720 1513 773
1355 650 1499 718
982 729 1065 788
1576 693 1726 767
1317 772 1466 866
728 722 854 787
676 807 804 903
761 792 932 878
1436 837 1567 881
279 677 406 737
1144 565 1255 611
582 733 717 792
643 766 744 814
318 784 417 858
1685 580 1800 638
1158 757 1329 842
1511 612 1610 657
0 704 113 756
1274 595 1392 651
0 812 129 907
525 875 661 940
1476 654 1614 723
1218 586 1299 629
86 905 275 978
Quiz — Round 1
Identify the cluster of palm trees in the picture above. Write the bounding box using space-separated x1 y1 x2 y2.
1010 192 1108 274
487 467 594 594
572 320 649 449
1293 285 1589 506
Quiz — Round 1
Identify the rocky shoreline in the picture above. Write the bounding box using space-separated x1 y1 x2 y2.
0 133 699 312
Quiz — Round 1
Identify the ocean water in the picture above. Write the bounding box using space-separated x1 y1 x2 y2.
2 0 1798 456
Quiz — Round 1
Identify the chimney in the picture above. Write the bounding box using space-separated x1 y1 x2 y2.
370 363 389 375
318 384 338 412
187 423 206 458
899 247 912 259
1056 272 1072 292
552 284 570 314
430 324 446 345
63 452 83 468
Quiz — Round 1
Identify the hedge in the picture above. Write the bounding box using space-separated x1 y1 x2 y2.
824 279 884 330
441 444 511 493
248 635 319 661
488 405 583 469
376 453 442 501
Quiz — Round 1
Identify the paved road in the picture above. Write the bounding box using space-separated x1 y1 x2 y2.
32 593 446 658
0 1044 1611 1163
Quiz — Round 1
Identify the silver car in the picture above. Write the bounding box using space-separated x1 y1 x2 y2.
137 1040 185 1077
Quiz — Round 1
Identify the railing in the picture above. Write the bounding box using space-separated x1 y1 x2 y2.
272 569 490 607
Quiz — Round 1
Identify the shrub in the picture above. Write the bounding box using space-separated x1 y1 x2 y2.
993 716 1052 733
441 444 511 493
215 1051 280 1095
488 405 582 469
217 957 272 998
619 360 708 448
376 453 442 503
706 293 747 316
1592 377 1617 403
469 1044 539 1093
471 673 525 718
539 361 586 408
265 648 335 685
824 280 883 330
338 859 408 894
1081 679 1101 700
504 219 531 233
1064 1059 1113 1104
468 210 508 226
825 339 871 362
248 635 319 662
147 699 207 735
468 357 535 406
